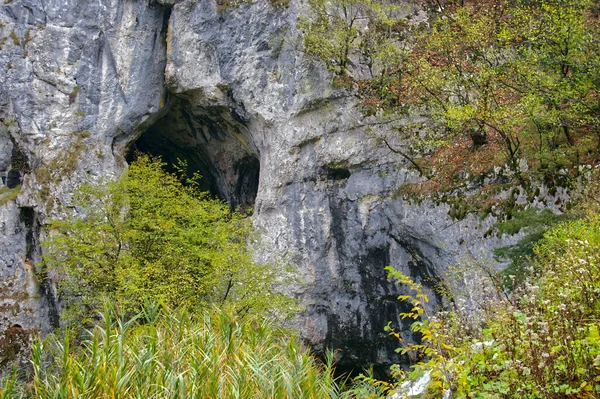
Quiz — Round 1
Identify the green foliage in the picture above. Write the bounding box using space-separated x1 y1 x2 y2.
0 373 21 399
302 0 600 205
43 155 295 326
0 185 21 206
1 304 351 399
406 2 522 159
349 368 391 398
383 266 460 396
375 212 600 398
455 215 600 397
34 134 89 212
299 0 360 76
9 141 30 173
494 208 572 286
414 0 599 172
215 0 251 13
270 0 290 7
8 31 19 46
215 0 288 12
323 161 351 180
299 0 409 78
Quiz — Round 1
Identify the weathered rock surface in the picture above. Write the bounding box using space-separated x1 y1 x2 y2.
1 0 170 334
1 0 516 371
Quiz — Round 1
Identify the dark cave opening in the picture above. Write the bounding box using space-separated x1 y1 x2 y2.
127 100 260 211
233 156 260 211
129 128 220 196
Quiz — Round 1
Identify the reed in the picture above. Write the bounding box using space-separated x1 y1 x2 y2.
2 304 353 399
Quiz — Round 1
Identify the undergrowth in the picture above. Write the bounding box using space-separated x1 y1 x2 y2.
1 304 353 399
361 211 600 398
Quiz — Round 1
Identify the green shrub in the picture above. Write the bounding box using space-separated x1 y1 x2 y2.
377 213 600 398
494 208 572 288
43 155 296 326
299 0 408 78
0 185 21 206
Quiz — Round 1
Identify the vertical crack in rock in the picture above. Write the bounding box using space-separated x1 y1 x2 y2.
20 207 59 329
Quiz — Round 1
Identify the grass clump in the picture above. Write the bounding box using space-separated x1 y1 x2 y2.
8 31 19 46
1 304 351 399
215 0 250 13
0 185 21 206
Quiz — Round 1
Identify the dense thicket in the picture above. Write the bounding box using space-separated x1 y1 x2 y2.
373 207 600 398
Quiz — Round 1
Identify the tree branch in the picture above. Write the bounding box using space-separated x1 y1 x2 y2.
380 136 425 176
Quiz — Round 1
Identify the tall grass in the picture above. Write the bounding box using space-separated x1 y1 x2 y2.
2 304 351 399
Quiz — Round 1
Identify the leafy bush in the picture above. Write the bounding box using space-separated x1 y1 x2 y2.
2 304 350 399
299 0 409 78
493 208 572 288
43 155 295 326
2 156 355 398
378 213 600 398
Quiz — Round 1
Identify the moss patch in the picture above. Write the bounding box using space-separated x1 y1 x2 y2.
9 31 19 46
33 134 89 211
0 185 21 206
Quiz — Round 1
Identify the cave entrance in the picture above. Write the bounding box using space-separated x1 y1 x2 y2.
128 100 260 211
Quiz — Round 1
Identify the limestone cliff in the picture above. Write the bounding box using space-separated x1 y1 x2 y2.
0 0 513 372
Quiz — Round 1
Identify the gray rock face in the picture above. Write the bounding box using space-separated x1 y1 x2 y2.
1 0 515 371
1 0 169 333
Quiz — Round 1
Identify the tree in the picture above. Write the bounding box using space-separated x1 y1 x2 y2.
300 0 366 76
504 0 600 168
299 0 409 79
43 155 295 325
403 1 524 169
400 0 599 175
303 0 600 181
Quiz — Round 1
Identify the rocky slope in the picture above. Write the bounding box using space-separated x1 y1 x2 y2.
0 0 514 372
